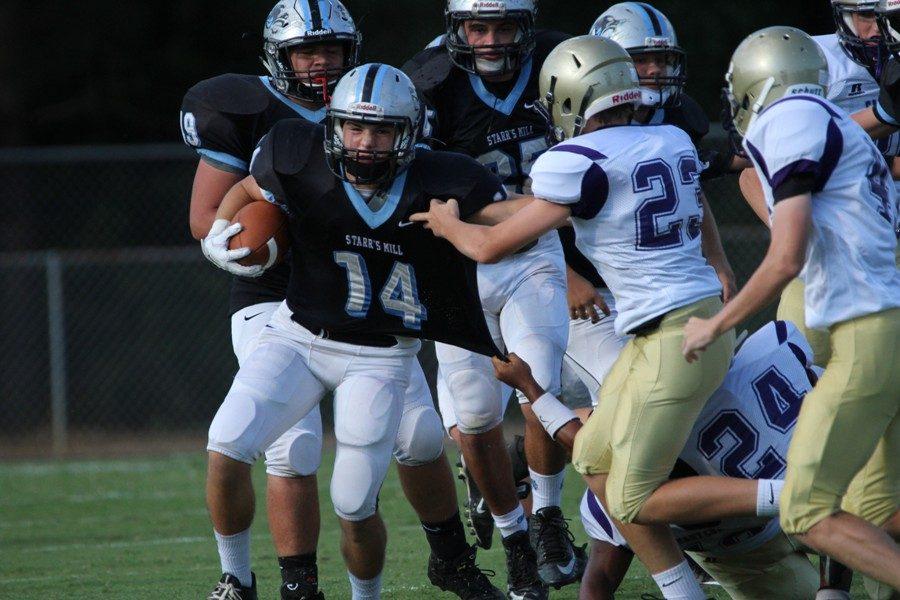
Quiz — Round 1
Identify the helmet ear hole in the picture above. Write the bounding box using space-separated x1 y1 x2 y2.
562 98 572 115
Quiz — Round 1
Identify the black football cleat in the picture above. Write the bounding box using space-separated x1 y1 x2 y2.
457 456 495 550
207 573 258 600
428 545 506 599
502 531 549 600
528 506 586 589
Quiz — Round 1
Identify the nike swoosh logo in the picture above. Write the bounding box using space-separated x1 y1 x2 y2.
398 221 416 228
769 483 775 505
661 576 683 588
243 312 265 321
556 556 576 575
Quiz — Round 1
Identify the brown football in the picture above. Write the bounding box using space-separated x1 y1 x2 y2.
228 201 290 268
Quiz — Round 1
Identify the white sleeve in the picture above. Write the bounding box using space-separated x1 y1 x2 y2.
530 149 595 204
743 99 842 194
579 489 628 546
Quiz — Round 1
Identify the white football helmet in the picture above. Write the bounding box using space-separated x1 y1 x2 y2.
589 2 685 108
325 64 423 185
444 0 538 75
877 0 900 62
833 1 885 72
262 0 361 103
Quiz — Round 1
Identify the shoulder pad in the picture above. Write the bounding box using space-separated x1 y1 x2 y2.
533 30 572 63
402 47 454 94
666 94 710 143
267 119 323 175
185 74 271 116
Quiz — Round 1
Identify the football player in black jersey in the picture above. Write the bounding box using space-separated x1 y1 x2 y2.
184 3 490 600
403 2 583 595
183 3 357 598
202 64 516 600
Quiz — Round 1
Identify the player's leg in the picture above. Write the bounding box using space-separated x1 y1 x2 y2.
499 267 583 588
781 308 900 589
578 489 634 600
233 302 325 600
263 415 324 599
776 278 832 365
575 297 735 598
393 361 504 598
687 534 818 600
206 337 327 598
329 357 410 599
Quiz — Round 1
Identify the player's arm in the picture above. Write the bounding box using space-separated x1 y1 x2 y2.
699 191 737 303
466 195 534 225
682 193 811 361
739 167 772 226
410 197 571 263
189 161 245 240
215 175 267 222
852 105 899 140
491 353 582 452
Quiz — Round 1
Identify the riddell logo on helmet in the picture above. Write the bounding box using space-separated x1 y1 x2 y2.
887 0 900 9
611 90 641 104
644 37 671 47
472 1 507 15
349 102 384 116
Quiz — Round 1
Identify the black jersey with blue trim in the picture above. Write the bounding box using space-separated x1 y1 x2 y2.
250 118 505 356
181 73 328 315
402 30 570 194
876 58 900 127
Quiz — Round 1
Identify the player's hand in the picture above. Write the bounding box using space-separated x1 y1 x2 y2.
567 268 610 323
201 218 264 278
409 198 461 238
491 353 541 398
714 263 738 304
682 316 720 363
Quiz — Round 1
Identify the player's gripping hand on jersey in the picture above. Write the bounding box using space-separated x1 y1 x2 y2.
201 218 264 278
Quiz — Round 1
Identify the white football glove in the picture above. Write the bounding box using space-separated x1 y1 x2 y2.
201 218 264 278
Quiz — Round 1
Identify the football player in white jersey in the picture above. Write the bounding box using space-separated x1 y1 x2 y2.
411 36 810 600
492 321 821 600
683 26 900 590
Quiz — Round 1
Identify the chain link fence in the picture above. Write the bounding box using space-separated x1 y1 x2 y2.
0 133 773 459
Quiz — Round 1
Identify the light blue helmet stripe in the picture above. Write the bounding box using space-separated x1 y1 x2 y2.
297 0 313 28
371 64 388 106
318 0 331 29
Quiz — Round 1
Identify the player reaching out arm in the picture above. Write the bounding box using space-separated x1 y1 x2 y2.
681 26 900 591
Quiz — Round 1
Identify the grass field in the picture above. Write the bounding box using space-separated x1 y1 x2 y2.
0 448 874 599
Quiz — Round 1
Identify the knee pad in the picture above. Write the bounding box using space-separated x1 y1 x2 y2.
331 377 403 521
508 333 564 403
264 410 324 477
437 346 504 435
394 404 445 466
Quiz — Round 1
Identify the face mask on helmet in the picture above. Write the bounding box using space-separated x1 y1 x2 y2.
264 40 359 104
445 9 537 76
834 2 886 74
630 48 687 108
877 3 900 64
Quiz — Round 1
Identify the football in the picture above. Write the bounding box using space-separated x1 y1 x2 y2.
228 200 290 268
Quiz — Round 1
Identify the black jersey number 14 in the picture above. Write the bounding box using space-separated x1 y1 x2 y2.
334 251 428 330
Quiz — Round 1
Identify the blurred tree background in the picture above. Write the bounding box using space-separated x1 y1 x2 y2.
2 0 830 147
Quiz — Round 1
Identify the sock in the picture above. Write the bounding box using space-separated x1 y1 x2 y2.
815 591 851 600
348 571 382 600
756 479 784 517
651 560 706 600
278 553 317 584
493 504 528 538
422 511 469 561
214 528 252 588
529 468 565 512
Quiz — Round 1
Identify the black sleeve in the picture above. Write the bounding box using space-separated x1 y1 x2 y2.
422 152 506 218
877 59 900 126
668 94 710 146
181 75 268 173
249 119 320 216
558 226 604 288
773 172 817 202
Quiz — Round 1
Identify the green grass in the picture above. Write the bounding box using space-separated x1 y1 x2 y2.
0 450 873 599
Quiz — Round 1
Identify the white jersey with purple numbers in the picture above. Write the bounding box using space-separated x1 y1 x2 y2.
581 321 821 557
529 124 722 336
814 34 900 158
743 95 900 329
